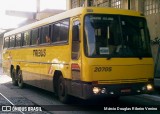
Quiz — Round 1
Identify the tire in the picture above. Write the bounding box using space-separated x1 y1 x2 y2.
110 96 120 102
11 69 18 86
58 76 69 103
17 69 24 88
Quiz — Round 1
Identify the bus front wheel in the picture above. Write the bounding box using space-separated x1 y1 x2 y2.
58 76 69 103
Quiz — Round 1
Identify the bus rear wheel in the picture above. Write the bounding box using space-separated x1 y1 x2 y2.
17 69 24 88
58 76 69 103
11 69 17 86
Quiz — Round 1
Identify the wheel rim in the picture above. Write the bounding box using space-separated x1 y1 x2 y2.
59 81 65 97
57 77 69 103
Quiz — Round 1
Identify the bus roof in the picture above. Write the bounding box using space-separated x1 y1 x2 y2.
4 7 142 37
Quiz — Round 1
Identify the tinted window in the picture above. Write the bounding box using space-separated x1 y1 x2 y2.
31 28 39 45
41 25 51 44
84 14 151 58
23 31 31 46
16 33 21 47
10 35 15 48
72 20 80 60
52 23 60 42
60 19 69 41
52 19 69 43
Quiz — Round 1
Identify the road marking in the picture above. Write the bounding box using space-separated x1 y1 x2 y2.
140 94 160 102
0 93 25 114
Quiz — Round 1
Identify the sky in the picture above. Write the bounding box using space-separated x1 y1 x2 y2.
0 0 66 32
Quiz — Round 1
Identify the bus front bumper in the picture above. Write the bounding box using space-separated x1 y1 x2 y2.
80 82 154 99
66 79 154 99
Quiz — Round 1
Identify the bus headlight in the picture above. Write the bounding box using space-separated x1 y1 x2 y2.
93 87 101 94
146 84 153 91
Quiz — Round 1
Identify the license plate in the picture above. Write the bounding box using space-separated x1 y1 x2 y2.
121 89 131 93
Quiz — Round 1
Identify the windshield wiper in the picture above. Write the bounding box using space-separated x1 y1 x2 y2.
137 55 143 60
107 55 112 60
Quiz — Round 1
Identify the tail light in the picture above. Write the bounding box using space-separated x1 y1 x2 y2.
71 63 80 80
71 63 80 71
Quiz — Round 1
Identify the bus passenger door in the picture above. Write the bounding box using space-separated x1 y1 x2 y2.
71 19 81 81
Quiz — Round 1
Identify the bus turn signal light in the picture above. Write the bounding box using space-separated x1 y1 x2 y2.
71 63 80 71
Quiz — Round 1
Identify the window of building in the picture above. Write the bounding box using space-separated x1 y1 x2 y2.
130 0 136 10
71 0 79 8
10 35 15 48
92 0 110 7
144 0 160 15
16 33 21 47
111 0 122 8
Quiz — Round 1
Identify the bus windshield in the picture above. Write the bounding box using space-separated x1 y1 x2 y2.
84 14 152 58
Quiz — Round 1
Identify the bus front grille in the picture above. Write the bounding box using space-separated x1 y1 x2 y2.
98 78 148 84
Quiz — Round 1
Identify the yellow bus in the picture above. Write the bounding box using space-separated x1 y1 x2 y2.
2 7 154 103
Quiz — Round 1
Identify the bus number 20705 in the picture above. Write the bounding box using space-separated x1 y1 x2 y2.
94 67 112 72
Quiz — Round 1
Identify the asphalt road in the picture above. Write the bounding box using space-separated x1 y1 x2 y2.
0 74 160 114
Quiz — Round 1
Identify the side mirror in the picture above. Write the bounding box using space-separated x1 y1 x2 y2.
72 25 80 42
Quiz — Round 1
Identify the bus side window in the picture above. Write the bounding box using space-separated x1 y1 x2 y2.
41 25 51 44
16 33 21 47
4 37 9 48
31 28 39 45
72 20 80 60
60 19 69 42
52 23 60 42
10 35 15 48
23 31 31 46
52 19 69 43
